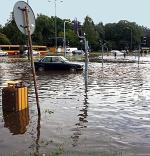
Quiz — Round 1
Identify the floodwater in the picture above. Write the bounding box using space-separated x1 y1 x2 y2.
1 55 150 155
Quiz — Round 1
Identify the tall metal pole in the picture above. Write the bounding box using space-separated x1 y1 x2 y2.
54 0 57 53
63 21 66 57
75 19 88 85
130 29 132 51
48 0 62 53
64 20 71 57
99 41 104 67
102 44 104 67
84 38 88 85
138 44 140 66
126 27 132 51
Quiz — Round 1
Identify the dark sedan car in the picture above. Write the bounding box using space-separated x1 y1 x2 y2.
34 56 83 71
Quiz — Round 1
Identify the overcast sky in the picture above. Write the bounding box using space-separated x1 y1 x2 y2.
1 0 150 28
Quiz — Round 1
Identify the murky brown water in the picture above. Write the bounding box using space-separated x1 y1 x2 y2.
1 55 150 156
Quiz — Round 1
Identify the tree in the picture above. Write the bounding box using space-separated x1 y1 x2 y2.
83 16 99 51
95 22 105 40
105 20 144 50
0 33 11 44
2 19 26 45
0 25 3 33
32 14 54 45
1 12 150 51
105 23 118 49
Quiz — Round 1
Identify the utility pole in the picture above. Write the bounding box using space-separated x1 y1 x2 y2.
126 27 132 51
63 20 71 57
73 19 89 84
48 0 63 53
99 40 106 68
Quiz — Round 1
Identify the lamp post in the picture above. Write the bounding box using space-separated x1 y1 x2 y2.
64 20 71 57
48 0 63 53
130 29 132 51
126 27 132 51
73 19 89 85
99 41 106 68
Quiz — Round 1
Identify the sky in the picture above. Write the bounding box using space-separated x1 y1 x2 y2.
1 0 150 28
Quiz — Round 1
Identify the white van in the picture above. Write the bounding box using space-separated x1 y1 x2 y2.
66 47 78 53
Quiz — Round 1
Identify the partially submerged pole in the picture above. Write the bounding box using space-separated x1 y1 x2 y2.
73 19 89 85
99 40 105 68
138 44 140 66
102 44 104 67
84 39 88 84
24 7 41 116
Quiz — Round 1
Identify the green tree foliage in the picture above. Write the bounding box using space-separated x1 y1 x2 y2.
0 33 11 45
105 20 144 50
3 19 26 45
1 13 150 51
33 14 54 45
0 25 3 33
83 16 99 50
95 22 105 40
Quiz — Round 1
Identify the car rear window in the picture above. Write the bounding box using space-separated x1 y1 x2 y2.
51 57 62 63
42 57 52 62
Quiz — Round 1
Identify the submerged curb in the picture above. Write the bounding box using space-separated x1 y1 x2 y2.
89 57 137 63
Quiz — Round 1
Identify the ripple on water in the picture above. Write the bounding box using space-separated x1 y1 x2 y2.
1 57 150 154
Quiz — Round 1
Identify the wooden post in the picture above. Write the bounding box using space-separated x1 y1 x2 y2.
24 7 41 116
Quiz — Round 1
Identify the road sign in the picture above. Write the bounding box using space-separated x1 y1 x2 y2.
13 1 35 35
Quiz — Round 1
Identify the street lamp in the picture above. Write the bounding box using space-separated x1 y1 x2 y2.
48 0 63 53
126 27 132 51
99 40 106 67
64 20 71 57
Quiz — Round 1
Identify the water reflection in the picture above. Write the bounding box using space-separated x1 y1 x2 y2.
35 115 41 154
2 109 29 135
2 56 150 155
71 72 89 147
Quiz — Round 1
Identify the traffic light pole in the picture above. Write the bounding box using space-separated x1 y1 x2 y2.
84 38 88 84
77 32 88 85
138 44 140 66
73 19 89 84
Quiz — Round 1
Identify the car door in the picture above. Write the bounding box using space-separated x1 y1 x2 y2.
39 57 52 70
50 57 65 70
56 57 72 70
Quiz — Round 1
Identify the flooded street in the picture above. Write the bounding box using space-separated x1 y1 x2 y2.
1 55 150 155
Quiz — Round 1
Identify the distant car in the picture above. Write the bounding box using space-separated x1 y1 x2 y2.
111 50 124 56
72 50 84 55
24 50 40 56
121 50 127 53
66 47 78 53
132 50 139 53
0 50 8 56
34 56 83 71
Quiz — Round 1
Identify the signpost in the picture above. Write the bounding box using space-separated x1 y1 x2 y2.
73 19 89 85
13 1 41 116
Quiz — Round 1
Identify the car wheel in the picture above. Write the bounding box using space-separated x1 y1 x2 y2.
38 67 44 71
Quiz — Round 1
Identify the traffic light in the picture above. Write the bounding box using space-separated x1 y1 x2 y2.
72 19 82 36
72 19 78 33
